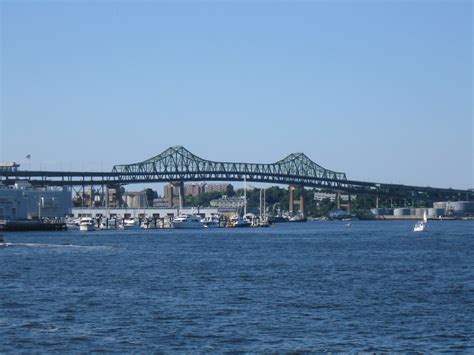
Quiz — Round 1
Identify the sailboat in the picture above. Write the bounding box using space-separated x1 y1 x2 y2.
228 176 251 228
414 210 428 232
258 188 270 227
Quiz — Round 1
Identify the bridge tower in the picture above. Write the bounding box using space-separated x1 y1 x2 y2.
167 181 185 210
336 192 352 213
289 185 305 217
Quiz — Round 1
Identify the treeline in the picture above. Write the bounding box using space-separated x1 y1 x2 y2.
145 185 438 217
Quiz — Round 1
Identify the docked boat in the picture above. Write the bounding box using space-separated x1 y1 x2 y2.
227 176 251 228
65 217 80 230
171 214 204 229
227 214 251 228
289 215 307 222
79 217 95 231
414 211 428 232
98 218 117 230
141 219 160 229
121 218 139 229
202 215 222 228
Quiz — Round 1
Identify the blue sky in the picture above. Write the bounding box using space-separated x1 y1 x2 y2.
1 1 472 189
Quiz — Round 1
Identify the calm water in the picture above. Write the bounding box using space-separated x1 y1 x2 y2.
1 221 473 352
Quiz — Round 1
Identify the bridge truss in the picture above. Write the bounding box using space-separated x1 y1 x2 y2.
0 146 471 201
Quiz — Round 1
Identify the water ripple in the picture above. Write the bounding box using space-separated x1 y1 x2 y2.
0 221 473 352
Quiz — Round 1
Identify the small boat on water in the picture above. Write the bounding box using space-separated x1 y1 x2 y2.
79 217 95 231
414 211 428 232
172 214 204 229
0 233 6 247
227 214 251 228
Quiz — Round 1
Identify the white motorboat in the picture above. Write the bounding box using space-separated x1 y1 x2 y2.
414 211 428 232
289 214 307 222
227 214 251 228
171 214 204 229
141 219 159 229
65 217 80 230
99 218 117 230
122 218 138 229
79 217 95 231
202 215 222 228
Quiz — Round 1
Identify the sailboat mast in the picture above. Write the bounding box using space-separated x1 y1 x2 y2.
263 188 266 220
244 175 247 216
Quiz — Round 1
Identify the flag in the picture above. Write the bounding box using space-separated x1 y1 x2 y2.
26 154 31 159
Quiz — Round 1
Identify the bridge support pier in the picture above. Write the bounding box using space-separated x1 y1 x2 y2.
169 182 184 210
289 185 305 217
336 193 352 213
289 185 295 215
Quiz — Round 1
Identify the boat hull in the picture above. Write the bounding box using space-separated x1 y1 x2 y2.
79 224 95 231
172 223 204 229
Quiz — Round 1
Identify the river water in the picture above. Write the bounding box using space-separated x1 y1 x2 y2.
1 220 473 352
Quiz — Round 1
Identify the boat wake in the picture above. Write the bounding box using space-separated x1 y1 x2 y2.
1 243 113 250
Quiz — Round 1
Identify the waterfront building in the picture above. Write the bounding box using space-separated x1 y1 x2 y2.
153 197 169 208
71 207 220 219
0 162 20 172
314 192 355 202
210 195 246 209
164 182 232 206
0 183 71 221
184 183 204 197
163 184 180 207
204 183 230 194
314 192 337 202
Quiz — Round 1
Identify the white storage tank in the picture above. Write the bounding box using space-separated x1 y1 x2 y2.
394 208 411 216
371 208 393 215
415 208 426 217
427 208 444 218
126 195 135 208
371 208 383 215
447 201 474 215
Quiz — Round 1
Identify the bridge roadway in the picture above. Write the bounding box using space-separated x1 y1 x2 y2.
0 146 471 201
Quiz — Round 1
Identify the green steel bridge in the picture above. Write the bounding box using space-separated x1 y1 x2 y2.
0 146 471 202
